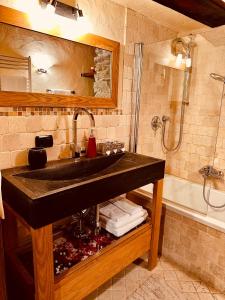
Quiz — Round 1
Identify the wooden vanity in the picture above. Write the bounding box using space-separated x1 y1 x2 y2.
1 181 163 300
0 153 164 300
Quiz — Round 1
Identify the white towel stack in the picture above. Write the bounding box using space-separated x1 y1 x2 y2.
99 196 147 237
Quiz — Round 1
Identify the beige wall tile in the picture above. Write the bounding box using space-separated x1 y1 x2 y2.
0 152 11 169
8 116 27 133
0 117 9 134
26 116 43 133
11 149 28 167
162 209 225 293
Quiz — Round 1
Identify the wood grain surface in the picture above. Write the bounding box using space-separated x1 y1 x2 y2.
54 223 151 300
0 5 120 108
31 225 54 300
0 221 7 300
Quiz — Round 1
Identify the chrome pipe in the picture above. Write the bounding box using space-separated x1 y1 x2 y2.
129 43 143 153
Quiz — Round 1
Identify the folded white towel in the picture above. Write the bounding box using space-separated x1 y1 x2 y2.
100 208 147 229
99 201 130 222
109 196 143 215
0 171 5 219
101 211 148 237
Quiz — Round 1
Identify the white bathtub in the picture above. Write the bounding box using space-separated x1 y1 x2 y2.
141 174 225 233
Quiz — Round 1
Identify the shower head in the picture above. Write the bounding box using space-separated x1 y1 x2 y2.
210 73 225 83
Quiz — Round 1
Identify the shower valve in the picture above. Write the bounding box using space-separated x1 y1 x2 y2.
199 165 224 180
162 115 170 122
151 116 162 132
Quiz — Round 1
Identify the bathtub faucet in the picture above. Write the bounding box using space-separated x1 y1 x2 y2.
199 165 224 180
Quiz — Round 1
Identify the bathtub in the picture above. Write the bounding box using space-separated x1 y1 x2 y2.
140 174 225 233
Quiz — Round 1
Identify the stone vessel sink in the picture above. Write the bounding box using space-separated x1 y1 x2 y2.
2 152 165 229
15 154 124 181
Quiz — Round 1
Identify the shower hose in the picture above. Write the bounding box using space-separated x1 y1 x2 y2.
203 177 225 209
161 102 186 152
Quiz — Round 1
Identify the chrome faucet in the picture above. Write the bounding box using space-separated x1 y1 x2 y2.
71 108 95 158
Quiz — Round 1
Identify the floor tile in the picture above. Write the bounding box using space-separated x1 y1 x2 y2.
160 259 179 271
176 270 199 282
97 289 113 300
181 292 200 300
193 282 210 293
163 270 178 281
112 289 127 300
84 256 223 300
180 282 197 293
125 279 140 297
209 286 221 293
112 277 126 291
98 279 112 292
198 293 215 300
212 295 225 300
166 280 181 291
114 269 126 279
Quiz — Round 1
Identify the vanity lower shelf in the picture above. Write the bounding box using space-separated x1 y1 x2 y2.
6 221 151 300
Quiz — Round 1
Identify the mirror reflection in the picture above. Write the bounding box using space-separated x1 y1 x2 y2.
0 23 112 98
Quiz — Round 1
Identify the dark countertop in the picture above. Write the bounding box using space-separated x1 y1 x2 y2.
2 152 165 229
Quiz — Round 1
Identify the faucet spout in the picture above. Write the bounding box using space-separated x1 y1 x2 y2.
73 108 95 127
72 108 95 158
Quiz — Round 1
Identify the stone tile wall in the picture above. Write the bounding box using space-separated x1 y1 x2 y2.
0 1 176 171
161 208 225 293
137 34 225 187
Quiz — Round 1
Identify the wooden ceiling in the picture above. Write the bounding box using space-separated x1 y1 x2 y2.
153 0 225 27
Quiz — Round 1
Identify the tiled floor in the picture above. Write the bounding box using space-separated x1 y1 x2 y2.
85 255 225 300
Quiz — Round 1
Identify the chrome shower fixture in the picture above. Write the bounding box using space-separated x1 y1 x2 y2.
199 165 225 209
40 0 84 19
171 35 196 68
210 73 225 83
199 165 224 180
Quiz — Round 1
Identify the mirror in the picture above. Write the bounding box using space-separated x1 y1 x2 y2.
0 5 119 108
0 23 112 98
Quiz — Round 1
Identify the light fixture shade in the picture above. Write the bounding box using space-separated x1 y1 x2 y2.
78 9 83 17
175 53 183 67
186 57 192 68
46 3 55 14
32 53 53 73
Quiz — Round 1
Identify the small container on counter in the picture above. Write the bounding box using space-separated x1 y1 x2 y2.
86 129 97 158
28 147 47 169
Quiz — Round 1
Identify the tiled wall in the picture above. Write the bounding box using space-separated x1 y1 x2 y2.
0 0 176 171
0 0 128 169
161 208 225 293
138 33 225 187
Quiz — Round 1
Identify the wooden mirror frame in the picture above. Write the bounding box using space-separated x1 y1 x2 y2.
0 5 120 108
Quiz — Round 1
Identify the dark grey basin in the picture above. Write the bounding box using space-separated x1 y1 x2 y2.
15 154 123 181
2 152 165 229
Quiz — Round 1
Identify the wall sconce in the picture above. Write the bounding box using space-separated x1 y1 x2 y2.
171 35 196 69
32 53 54 74
40 0 83 20
37 68 47 74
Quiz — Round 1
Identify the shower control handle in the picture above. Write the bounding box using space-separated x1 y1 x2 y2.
162 115 170 122
199 165 224 180
151 116 162 132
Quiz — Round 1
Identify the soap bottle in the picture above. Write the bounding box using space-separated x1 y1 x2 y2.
86 128 97 158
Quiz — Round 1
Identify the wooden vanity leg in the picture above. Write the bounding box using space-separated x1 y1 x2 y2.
2 205 18 251
31 225 54 300
0 221 7 300
148 179 163 270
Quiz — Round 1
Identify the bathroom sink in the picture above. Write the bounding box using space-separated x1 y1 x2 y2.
2 152 165 229
15 154 124 181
